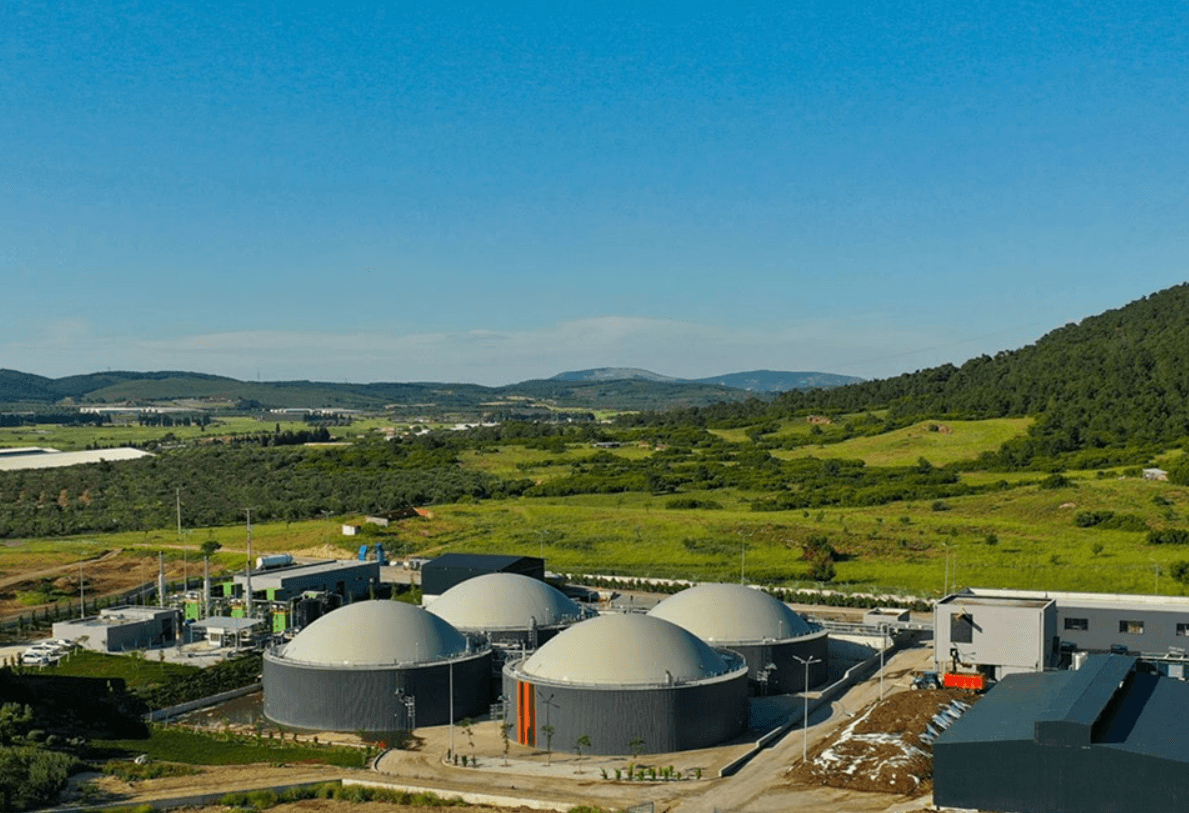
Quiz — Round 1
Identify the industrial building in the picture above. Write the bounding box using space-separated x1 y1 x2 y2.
934 592 1059 682
934 654 1189 813
425 572 591 648
262 600 491 732
53 606 180 652
502 613 749 756
231 559 379 604
647 583 828 694
420 554 544 601
937 587 1189 681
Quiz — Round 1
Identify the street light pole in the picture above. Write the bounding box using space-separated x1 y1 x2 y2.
448 659 455 757
879 624 887 700
793 654 822 763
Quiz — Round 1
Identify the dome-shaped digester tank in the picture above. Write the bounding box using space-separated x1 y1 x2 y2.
503 613 749 755
263 600 491 731
649 583 828 694
427 572 588 647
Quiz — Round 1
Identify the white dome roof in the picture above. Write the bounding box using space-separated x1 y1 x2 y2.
519 613 737 686
648 584 818 644
427 573 583 631
280 600 471 666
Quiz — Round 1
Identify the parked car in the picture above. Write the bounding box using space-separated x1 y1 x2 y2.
21 652 53 667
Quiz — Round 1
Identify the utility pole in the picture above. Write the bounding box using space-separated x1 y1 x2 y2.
176 487 182 537
158 551 166 607
244 509 254 618
79 562 85 619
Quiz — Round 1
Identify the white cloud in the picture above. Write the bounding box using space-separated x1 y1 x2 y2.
2 315 1027 386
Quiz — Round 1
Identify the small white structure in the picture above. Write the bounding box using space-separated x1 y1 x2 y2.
194 616 264 649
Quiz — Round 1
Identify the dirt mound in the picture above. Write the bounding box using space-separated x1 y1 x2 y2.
788 689 974 796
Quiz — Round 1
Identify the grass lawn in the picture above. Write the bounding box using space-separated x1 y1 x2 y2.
93 726 366 767
50 650 201 689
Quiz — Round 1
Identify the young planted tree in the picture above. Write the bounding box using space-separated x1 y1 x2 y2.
540 724 555 765
629 735 645 759
574 733 591 773
500 722 513 766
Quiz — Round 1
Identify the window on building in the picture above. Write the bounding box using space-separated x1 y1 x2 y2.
951 613 974 643
1119 620 1144 635
1176 623 1189 637
1064 618 1089 631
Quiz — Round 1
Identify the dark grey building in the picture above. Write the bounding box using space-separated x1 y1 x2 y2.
234 559 379 603
935 654 1189 813
647 583 828 694
502 613 749 756
421 554 545 600
263 600 490 732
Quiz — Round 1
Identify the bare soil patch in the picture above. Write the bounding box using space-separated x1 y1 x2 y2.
787 688 975 796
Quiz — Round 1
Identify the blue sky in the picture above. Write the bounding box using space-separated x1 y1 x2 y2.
3 1 1187 386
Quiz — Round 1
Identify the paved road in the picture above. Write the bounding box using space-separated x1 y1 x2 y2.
673 644 937 813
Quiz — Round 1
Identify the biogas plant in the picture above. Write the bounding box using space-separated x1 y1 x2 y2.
261 557 830 755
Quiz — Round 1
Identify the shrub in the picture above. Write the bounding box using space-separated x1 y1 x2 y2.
1149 529 1189 546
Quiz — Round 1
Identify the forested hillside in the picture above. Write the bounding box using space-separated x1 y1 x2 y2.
626 284 1189 468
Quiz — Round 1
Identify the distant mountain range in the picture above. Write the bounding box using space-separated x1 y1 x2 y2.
551 368 863 392
0 366 859 414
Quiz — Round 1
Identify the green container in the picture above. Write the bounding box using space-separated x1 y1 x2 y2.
272 610 288 633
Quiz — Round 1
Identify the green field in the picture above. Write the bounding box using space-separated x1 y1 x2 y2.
771 418 1034 467
6 412 1189 601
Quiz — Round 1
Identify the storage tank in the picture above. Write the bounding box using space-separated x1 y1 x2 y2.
256 554 295 570
648 583 828 694
426 572 591 647
263 600 491 731
502 613 748 755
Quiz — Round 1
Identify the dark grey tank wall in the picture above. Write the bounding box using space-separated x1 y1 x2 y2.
263 650 491 732
502 670 748 756
734 631 829 694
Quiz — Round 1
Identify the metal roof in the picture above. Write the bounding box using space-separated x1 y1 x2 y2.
277 600 474 667
517 613 740 687
426 573 584 631
938 654 1189 762
238 559 376 587
0 447 153 471
197 616 262 632
423 553 540 571
647 583 820 644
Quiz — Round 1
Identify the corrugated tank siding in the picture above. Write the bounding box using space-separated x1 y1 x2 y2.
263 650 491 731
